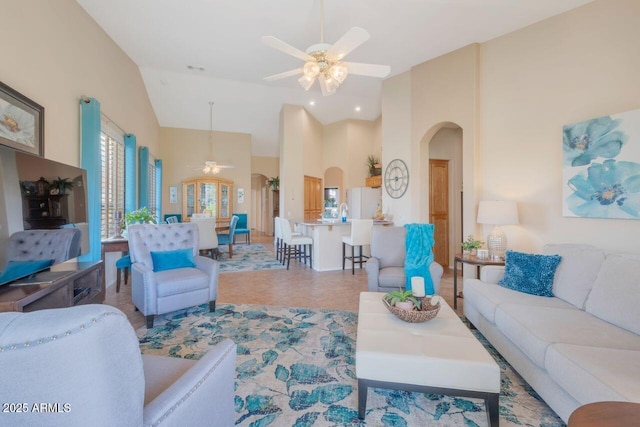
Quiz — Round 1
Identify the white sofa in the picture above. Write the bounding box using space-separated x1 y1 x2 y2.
463 243 640 422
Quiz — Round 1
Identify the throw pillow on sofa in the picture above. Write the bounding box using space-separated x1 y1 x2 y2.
498 250 562 297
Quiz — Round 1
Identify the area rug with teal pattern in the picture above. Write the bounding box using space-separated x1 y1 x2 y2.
217 244 284 273
137 303 564 427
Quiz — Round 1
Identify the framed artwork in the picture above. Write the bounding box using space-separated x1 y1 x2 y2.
0 81 44 157
563 108 640 219
169 186 177 204
237 188 245 204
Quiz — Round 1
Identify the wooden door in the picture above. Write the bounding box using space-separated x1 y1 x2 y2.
304 176 323 221
429 159 449 269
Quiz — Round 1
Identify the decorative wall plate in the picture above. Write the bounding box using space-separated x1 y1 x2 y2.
384 159 409 198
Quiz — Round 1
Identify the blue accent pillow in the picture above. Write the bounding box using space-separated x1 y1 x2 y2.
0 259 54 285
498 250 562 297
150 249 196 272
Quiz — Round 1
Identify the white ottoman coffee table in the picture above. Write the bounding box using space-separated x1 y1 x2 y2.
356 292 500 426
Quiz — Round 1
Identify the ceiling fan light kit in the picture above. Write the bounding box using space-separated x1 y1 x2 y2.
262 0 390 96
201 101 234 175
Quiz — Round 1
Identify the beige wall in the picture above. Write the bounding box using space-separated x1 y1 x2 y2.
159 127 252 217
0 0 159 167
383 0 639 253
252 156 279 181
0 0 158 250
478 0 640 253
381 72 413 223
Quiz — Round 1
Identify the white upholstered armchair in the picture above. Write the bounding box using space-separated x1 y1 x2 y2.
0 304 236 427
127 223 219 328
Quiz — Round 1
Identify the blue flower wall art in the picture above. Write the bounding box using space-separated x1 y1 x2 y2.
563 108 640 219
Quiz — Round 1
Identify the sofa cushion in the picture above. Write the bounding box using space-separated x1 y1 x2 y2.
494 304 640 368
585 253 640 336
543 244 605 309
463 279 575 324
378 266 405 288
498 250 562 297
155 268 209 297
546 344 640 403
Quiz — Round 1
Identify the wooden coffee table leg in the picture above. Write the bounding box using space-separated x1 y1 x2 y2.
358 379 368 420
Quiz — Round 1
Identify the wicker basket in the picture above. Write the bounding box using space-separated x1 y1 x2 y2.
382 296 441 323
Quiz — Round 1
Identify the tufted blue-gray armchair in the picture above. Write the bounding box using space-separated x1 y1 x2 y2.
4 228 81 269
0 304 236 427
127 223 219 328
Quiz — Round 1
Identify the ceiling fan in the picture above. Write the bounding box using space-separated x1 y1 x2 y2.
200 102 234 175
261 0 390 96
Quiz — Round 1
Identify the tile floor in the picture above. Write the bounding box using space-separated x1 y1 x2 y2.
104 232 463 329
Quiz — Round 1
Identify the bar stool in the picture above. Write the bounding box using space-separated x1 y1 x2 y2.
342 219 373 274
115 254 131 293
274 217 283 262
279 217 313 270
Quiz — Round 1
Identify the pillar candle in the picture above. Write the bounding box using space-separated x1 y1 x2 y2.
411 276 426 297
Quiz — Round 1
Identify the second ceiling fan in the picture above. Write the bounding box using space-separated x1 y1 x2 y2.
261 0 390 96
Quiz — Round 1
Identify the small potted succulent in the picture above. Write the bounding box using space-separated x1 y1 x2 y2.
461 235 484 255
384 289 421 311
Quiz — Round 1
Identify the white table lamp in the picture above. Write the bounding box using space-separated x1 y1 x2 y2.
477 200 519 260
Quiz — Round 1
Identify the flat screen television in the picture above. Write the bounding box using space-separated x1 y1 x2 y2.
0 145 89 282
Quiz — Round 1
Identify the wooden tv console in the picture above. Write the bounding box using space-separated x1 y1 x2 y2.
0 259 103 312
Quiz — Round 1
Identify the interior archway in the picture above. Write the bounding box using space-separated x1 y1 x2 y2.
420 121 463 268
251 173 269 234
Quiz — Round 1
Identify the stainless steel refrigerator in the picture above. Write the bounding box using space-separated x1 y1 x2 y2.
346 187 381 219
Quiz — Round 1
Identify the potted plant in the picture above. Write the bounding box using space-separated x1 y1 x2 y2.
366 155 381 177
461 235 484 255
121 207 156 230
267 176 279 191
384 289 421 311
50 177 74 195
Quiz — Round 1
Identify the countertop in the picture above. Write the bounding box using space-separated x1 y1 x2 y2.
295 219 394 226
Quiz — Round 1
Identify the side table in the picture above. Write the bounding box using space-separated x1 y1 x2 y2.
453 253 504 309
568 401 640 426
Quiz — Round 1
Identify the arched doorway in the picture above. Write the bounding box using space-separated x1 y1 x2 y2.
421 123 463 269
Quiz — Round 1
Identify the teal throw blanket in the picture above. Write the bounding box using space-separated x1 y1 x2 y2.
404 223 435 294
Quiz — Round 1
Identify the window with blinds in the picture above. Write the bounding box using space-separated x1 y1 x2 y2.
100 132 125 239
148 155 157 216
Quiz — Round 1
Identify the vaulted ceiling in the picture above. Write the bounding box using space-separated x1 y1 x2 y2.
76 0 593 156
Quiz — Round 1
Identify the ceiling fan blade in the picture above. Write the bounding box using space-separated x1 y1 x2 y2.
261 36 314 62
318 76 335 97
264 68 303 82
326 27 370 61
344 62 391 78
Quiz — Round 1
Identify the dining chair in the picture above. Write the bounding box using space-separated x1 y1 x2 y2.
191 216 218 259
216 215 239 258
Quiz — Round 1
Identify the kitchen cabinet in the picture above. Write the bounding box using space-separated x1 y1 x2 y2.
182 177 233 222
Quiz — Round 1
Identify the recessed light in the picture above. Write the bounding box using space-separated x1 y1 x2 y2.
187 65 206 71
355 106 361 112
309 101 316 106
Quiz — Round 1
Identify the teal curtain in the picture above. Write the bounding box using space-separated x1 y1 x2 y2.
155 159 163 223
124 134 137 213
138 146 149 209
79 98 101 262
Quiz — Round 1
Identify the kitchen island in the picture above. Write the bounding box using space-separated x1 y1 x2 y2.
295 219 393 272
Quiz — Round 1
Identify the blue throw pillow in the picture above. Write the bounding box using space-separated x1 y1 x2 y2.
150 248 196 272
498 250 562 297
0 259 54 284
